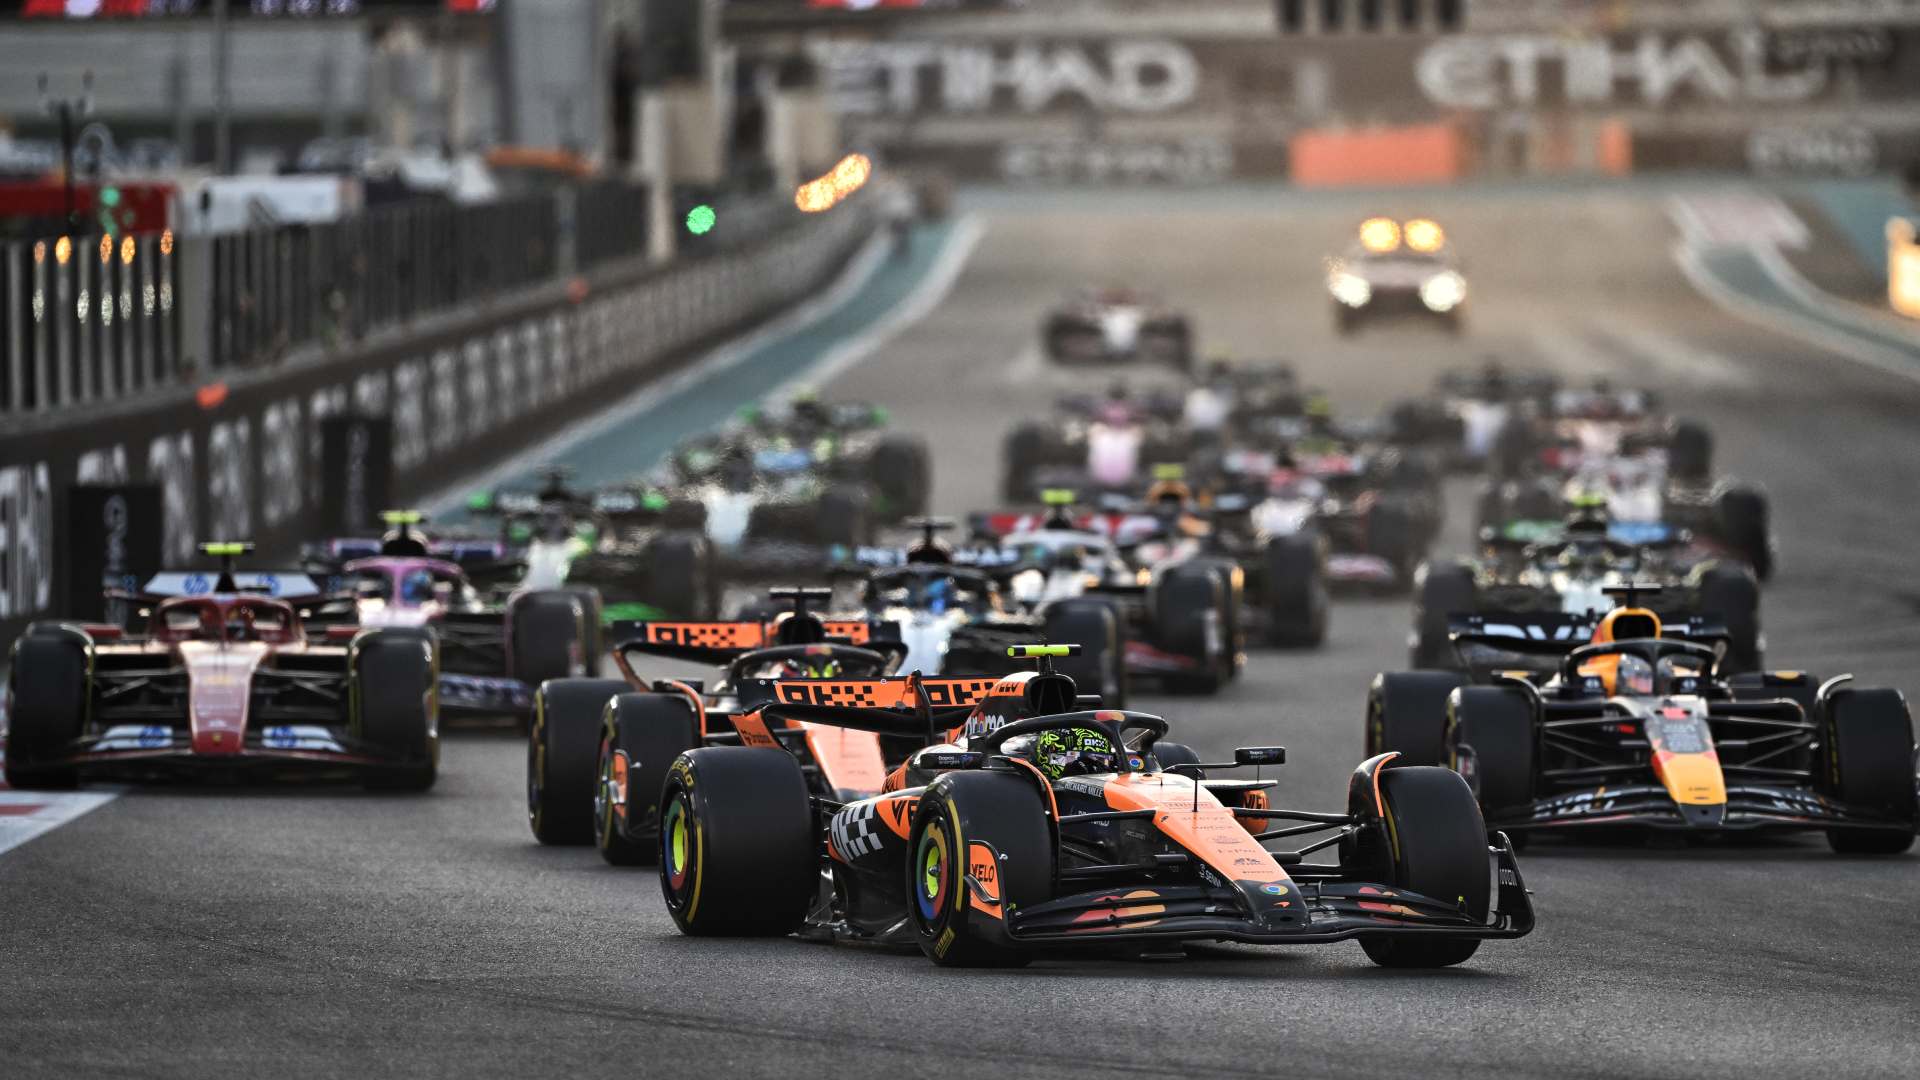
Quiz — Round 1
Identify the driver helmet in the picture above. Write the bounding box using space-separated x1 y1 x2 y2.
1145 478 1192 517
1003 727 1122 780
790 390 830 430
399 569 436 604
777 654 842 679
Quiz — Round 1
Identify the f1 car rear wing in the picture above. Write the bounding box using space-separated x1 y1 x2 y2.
609 618 902 666
111 570 330 603
1447 610 1732 657
754 673 1003 739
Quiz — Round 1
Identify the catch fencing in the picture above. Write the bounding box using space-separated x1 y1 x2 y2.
0 187 877 645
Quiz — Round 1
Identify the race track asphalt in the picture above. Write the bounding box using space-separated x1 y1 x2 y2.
3 183 1918 1080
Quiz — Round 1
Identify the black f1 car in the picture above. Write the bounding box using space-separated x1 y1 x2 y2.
655 645 1533 968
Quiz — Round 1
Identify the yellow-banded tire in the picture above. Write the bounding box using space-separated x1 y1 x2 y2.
658 748 815 936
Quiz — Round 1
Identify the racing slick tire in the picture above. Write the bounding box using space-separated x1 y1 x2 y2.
870 434 932 520
1411 561 1477 670
561 586 605 667
1669 419 1714 483
1043 599 1126 709
510 590 593 695
658 747 817 936
1822 687 1918 855
1150 740 1202 778
1447 687 1536 821
596 693 702 866
818 486 875 548
1001 423 1051 503
1366 671 1468 765
1152 563 1230 694
1365 498 1423 586
1693 563 1761 674
527 677 629 845
3 625 90 789
640 531 715 620
1712 485 1773 582
1358 767 1493 969
1262 532 1328 648
352 628 441 792
908 770 1054 967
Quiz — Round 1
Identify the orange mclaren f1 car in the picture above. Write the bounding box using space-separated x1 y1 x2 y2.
526 588 993 864
654 645 1533 968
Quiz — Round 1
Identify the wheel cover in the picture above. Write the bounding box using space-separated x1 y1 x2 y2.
914 823 952 924
662 794 694 899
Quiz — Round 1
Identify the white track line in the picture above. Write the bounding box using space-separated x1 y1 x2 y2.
1672 242 1920 389
763 216 987 408
0 750 121 858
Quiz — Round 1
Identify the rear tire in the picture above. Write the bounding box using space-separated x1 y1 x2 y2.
596 693 702 866
639 532 713 619
908 770 1054 967
658 748 817 935
510 591 591 691
1366 671 1467 765
3 627 90 790
1043 599 1125 709
527 677 629 845
352 628 440 792
1448 686 1535 816
1152 563 1228 694
870 434 932 520
1359 767 1491 968
1262 532 1328 648
1693 563 1761 675
1713 486 1772 582
1823 687 1918 854
1002 424 1050 503
1411 562 1476 670
1668 419 1714 483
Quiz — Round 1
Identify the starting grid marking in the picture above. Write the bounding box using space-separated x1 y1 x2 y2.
0 744 122 858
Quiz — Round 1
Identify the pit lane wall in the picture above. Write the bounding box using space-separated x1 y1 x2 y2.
0 198 875 647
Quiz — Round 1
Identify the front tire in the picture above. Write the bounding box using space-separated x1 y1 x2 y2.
1358 767 1492 968
1823 687 1918 855
3 626 90 790
352 628 441 792
908 770 1054 967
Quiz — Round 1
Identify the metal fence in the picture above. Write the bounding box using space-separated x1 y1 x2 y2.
2 229 179 414
1 182 653 417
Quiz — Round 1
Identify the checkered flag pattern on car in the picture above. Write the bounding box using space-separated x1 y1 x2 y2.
773 678 999 709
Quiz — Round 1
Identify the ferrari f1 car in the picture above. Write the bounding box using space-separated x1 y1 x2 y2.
524 588 942 865
4 543 439 790
655 645 1533 967
1369 592 1917 854
304 511 603 719
1043 287 1192 368
1327 217 1467 334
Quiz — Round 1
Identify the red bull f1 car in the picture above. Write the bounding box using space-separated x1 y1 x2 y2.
655 645 1533 968
1369 592 1917 853
3 544 440 791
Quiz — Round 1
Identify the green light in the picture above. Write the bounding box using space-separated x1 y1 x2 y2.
466 492 494 512
201 541 249 557
1040 489 1076 507
685 204 716 236
99 187 121 208
641 490 670 512
380 509 424 525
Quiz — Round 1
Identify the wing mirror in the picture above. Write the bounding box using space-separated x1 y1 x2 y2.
1234 746 1287 767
